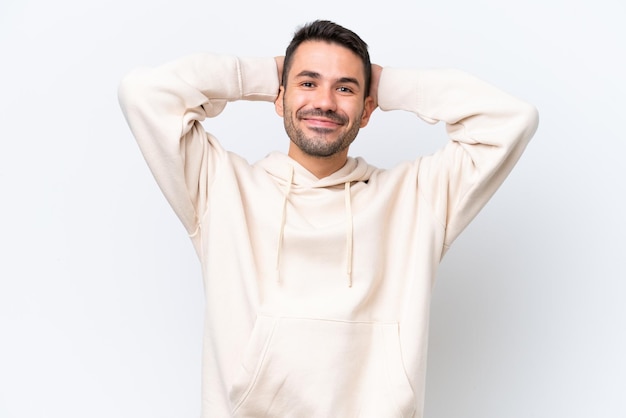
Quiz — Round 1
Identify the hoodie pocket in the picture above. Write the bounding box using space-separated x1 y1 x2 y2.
229 315 416 418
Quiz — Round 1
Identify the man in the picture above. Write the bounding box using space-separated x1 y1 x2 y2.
119 20 538 418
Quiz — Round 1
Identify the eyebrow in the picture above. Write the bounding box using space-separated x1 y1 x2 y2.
295 70 361 88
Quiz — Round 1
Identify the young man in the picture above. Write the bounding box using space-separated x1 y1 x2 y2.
119 20 538 418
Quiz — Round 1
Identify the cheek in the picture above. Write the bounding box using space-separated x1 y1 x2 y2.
286 95 309 113
348 104 366 124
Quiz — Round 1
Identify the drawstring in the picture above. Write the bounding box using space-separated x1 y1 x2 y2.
276 166 294 283
344 182 354 287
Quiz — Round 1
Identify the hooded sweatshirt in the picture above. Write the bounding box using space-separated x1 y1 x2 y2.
118 53 538 418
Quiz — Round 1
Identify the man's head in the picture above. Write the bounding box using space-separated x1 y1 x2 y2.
276 20 375 173
282 20 371 97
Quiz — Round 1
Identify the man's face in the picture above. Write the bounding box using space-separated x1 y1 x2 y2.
276 40 373 159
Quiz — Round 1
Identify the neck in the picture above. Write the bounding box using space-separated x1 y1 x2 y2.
288 143 349 178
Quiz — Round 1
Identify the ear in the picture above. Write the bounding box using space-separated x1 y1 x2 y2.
359 96 375 128
274 86 285 117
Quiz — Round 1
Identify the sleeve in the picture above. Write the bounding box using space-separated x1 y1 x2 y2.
117 53 279 235
377 68 539 251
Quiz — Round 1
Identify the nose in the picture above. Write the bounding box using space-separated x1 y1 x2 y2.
311 87 337 112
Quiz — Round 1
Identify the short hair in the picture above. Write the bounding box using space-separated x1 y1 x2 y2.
283 20 372 97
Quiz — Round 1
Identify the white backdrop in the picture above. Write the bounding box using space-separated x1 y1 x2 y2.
1 0 625 417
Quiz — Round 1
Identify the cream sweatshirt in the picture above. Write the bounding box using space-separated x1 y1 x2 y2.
118 53 538 418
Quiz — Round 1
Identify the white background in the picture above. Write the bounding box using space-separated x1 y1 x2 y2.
1 0 625 417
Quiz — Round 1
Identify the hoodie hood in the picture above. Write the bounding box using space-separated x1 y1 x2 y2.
256 152 377 288
257 152 376 188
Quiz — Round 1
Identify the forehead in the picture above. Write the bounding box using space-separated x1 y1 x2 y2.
289 40 365 81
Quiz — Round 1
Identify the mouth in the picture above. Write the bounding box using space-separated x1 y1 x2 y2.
302 117 342 129
297 110 347 131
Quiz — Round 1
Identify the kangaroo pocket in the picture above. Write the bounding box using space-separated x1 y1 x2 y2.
229 315 416 418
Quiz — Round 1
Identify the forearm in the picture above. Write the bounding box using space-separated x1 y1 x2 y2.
377 67 539 246
117 54 280 233
378 67 538 150
118 53 279 146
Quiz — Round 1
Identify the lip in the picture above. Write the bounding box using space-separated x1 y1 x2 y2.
302 117 342 129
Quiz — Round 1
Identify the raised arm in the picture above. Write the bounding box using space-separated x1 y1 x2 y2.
118 54 280 235
377 67 539 249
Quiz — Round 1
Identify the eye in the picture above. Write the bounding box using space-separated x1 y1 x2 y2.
301 81 315 88
337 86 353 93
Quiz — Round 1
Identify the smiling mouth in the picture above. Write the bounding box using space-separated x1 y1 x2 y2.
297 110 347 127
303 117 342 129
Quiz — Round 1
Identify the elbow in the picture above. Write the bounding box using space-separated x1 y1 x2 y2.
513 100 540 147
524 102 540 134
117 71 136 112
117 68 149 112
526 103 540 142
